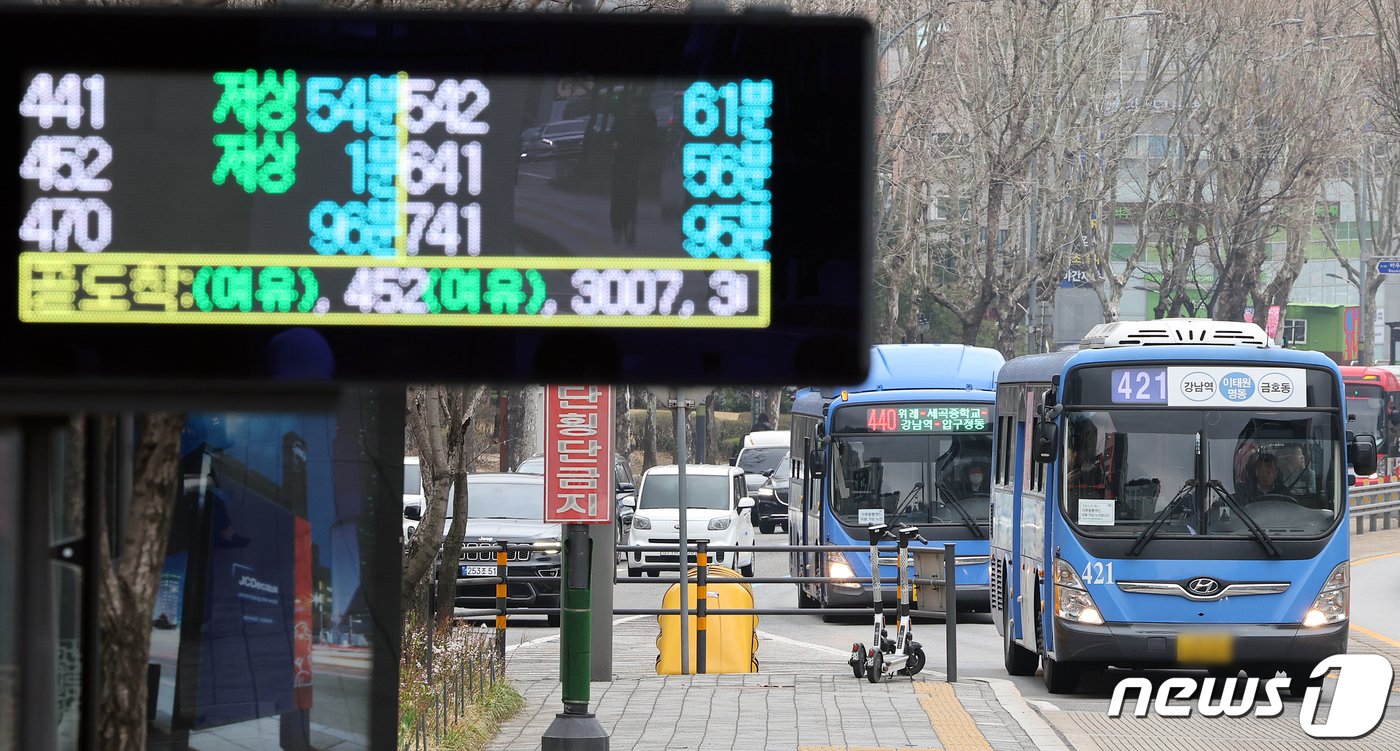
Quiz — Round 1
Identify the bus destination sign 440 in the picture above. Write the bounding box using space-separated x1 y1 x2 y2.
835 404 992 434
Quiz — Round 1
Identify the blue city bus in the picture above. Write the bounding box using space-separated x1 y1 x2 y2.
992 319 1376 694
789 343 1005 614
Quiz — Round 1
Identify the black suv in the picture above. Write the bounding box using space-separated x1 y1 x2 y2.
514 453 637 552
753 451 791 534
416 473 563 625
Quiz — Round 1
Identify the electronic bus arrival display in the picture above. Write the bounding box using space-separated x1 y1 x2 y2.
0 9 873 385
833 404 992 434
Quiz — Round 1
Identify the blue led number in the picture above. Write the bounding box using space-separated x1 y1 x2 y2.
681 79 773 261
1110 368 1168 404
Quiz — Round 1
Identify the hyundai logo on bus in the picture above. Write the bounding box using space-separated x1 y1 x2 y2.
1108 654 1394 739
1186 577 1221 596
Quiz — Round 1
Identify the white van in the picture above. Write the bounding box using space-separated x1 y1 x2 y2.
402 456 424 542
734 430 790 496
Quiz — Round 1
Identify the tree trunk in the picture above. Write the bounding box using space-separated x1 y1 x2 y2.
643 393 658 470
98 413 185 751
616 386 634 465
703 392 719 464
763 390 781 430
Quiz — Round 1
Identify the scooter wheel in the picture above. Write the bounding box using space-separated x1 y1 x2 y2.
900 646 927 676
866 648 883 684
849 643 867 679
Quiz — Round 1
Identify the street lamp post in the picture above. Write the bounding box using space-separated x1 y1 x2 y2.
1028 9 1162 354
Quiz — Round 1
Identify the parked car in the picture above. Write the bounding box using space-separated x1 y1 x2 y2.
733 430 790 498
404 472 562 625
403 456 424 542
753 451 791 534
520 118 588 161
622 464 755 577
514 453 637 556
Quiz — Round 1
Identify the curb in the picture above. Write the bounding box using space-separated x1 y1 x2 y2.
969 676 1075 751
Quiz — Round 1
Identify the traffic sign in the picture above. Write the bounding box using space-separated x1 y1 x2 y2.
1377 260 1400 275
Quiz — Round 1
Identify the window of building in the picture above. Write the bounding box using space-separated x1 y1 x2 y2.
1282 318 1308 345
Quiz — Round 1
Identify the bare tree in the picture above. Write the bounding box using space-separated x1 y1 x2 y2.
96 415 185 751
402 385 485 615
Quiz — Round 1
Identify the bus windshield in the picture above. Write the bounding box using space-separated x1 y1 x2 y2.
1345 382 1386 445
830 434 992 530
1063 409 1341 540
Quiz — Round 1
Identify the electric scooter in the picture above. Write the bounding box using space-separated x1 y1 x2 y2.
867 525 928 682
848 523 893 678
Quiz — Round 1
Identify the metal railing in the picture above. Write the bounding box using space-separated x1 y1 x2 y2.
1350 481 1400 535
614 541 959 680
445 540 960 681
401 624 502 751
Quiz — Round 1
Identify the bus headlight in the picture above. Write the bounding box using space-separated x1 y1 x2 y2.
1303 561 1349 628
827 552 860 589
1053 559 1104 625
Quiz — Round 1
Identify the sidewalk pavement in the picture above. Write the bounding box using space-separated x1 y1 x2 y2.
489 618 1065 751
489 528 1400 751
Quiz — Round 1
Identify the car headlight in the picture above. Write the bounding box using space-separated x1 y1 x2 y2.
708 517 732 530
532 541 561 553
756 487 775 498
1053 559 1104 625
827 552 860 589
1303 561 1348 627
632 516 651 530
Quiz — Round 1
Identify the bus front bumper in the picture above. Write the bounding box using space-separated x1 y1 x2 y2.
1052 618 1348 668
827 582 990 612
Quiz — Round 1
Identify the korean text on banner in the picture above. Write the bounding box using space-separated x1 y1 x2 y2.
545 385 615 524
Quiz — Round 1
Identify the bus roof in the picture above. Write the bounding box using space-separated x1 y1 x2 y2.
998 343 1339 385
792 343 1003 415
845 343 1003 393
1340 365 1400 390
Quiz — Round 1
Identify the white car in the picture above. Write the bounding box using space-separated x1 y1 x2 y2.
623 464 756 577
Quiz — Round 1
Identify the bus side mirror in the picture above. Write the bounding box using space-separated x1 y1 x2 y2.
1350 433 1378 476
809 450 825 480
1034 422 1058 464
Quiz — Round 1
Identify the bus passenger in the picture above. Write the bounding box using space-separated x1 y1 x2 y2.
1278 444 1316 495
957 461 991 497
1242 453 1288 502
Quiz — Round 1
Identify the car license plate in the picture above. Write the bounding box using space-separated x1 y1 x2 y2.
1176 633 1233 664
460 565 497 577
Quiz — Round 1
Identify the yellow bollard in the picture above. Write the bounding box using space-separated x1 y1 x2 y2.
656 565 759 674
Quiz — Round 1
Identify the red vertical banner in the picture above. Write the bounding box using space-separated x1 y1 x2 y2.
544 385 614 524
1265 305 1283 341
292 516 314 709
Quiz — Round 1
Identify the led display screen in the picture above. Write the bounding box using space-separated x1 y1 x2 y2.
0 9 873 385
832 404 992 434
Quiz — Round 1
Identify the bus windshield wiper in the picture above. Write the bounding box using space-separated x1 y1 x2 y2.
891 482 925 525
1205 480 1280 558
1127 480 1196 557
934 481 985 537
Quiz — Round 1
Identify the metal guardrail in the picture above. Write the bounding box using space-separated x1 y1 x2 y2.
1350 481 1400 534
446 540 959 681
614 540 958 681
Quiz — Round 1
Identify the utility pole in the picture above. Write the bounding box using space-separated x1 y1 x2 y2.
1360 143 1373 365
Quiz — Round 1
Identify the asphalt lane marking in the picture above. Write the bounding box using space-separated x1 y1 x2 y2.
753 629 853 658
503 614 649 654
1353 550 1400 566
915 682 996 751
1352 623 1400 649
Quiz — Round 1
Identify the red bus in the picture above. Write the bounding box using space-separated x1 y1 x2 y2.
1340 366 1400 481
